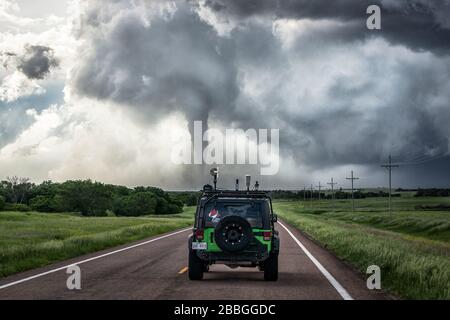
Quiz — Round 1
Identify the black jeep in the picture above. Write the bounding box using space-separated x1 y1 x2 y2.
188 185 279 281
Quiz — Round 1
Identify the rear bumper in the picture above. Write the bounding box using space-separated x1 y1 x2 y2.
188 233 279 264
196 250 270 263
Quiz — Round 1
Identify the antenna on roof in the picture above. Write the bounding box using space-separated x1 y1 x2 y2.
210 167 219 191
245 175 251 191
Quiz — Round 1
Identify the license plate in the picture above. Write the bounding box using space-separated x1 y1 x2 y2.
192 242 207 250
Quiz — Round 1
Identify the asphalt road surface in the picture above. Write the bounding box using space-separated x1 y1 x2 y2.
0 221 390 300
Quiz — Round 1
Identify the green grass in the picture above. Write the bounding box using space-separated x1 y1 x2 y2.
0 208 194 278
274 197 450 299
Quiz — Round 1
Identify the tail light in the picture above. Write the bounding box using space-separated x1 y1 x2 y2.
263 231 272 241
195 229 204 240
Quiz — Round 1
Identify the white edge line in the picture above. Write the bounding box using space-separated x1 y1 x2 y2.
0 227 192 290
278 221 354 300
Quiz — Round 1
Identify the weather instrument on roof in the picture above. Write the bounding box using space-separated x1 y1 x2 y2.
210 167 219 190
245 175 251 191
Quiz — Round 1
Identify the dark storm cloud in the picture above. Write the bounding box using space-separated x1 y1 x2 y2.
280 102 450 168
199 0 450 170
16 45 59 80
73 3 239 132
396 155 450 188
204 0 369 20
275 46 450 168
204 0 450 54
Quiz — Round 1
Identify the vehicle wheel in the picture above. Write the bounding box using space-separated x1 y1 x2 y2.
214 215 253 252
188 250 204 280
264 253 278 281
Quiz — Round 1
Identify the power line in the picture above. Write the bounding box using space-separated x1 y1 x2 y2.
346 170 359 213
396 152 447 166
391 149 448 166
381 154 399 214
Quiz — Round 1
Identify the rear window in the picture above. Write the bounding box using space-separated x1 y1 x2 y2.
203 200 268 228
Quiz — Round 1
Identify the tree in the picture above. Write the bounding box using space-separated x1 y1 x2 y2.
0 177 184 216
113 192 157 216
0 195 5 210
186 193 199 206
30 195 63 212
156 197 169 214
154 196 183 214
59 180 112 216
167 203 183 214
2 176 34 204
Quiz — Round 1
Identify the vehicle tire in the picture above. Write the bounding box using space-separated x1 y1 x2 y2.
188 250 204 280
264 253 278 281
214 215 253 252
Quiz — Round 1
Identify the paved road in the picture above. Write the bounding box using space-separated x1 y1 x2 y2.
0 221 389 300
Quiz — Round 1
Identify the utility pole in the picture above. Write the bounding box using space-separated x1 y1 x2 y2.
328 178 338 208
310 184 314 208
328 178 337 199
303 186 306 201
381 154 399 214
346 171 359 213
316 182 322 201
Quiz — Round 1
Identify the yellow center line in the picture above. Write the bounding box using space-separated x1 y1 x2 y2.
178 266 188 274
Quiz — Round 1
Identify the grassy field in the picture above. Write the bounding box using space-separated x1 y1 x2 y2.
2 196 449 299
274 196 450 300
0 208 194 278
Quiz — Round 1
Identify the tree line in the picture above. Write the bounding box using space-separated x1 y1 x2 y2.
271 188 450 200
269 189 400 200
414 188 450 197
0 177 186 216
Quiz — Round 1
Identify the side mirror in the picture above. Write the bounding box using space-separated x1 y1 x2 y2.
272 213 278 223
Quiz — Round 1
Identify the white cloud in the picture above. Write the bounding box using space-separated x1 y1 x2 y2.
0 96 191 187
0 0 67 33
0 71 45 102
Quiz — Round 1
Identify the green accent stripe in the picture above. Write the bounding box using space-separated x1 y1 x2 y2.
197 227 272 252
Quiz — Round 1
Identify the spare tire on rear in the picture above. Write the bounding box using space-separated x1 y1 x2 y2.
214 215 253 252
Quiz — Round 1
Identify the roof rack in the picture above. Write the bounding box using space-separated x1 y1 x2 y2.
200 189 270 199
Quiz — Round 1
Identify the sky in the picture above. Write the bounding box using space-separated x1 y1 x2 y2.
0 0 449 190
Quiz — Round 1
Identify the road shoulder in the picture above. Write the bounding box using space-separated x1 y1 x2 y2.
277 219 393 300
